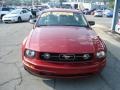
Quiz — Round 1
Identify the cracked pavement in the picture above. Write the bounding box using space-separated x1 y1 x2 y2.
0 16 120 90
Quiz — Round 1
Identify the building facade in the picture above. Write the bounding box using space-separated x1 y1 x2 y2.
66 0 94 2
0 0 2 6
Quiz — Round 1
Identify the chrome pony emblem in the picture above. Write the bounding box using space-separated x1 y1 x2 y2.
59 54 75 60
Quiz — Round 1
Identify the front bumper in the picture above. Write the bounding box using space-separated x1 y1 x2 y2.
2 17 18 23
23 57 106 78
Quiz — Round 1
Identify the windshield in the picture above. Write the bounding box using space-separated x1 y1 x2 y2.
10 9 21 14
36 11 88 27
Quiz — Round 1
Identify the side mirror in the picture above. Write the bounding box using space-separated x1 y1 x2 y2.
29 19 36 24
88 21 95 26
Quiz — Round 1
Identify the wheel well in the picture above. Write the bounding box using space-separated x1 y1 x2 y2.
1 14 5 19
18 16 21 19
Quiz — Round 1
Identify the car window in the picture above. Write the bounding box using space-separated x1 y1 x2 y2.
62 4 72 9
25 10 29 13
10 9 21 14
36 11 88 27
9 8 15 11
2 8 10 11
22 10 27 13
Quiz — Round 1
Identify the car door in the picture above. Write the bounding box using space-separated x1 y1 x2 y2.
20 10 28 21
25 10 31 20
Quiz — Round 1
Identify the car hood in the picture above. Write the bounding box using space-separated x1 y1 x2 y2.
26 26 97 53
4 13 18 17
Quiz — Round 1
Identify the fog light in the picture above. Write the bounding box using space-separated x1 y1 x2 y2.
43 53 50 59
83 54 90 60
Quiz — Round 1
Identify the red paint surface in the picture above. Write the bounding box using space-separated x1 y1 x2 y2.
22 9 107 78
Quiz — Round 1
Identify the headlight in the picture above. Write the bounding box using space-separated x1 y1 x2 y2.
12 16 18 17
8 16 18 18
96 51 106 58
25 49 36 58
10 16 18 18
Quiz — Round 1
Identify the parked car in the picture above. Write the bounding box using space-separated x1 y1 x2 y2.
94 10 103 17
103 9 113 17
61 4 72 9
82 8 96 15
22 9 107 78
88 8 96 15
118 11 120 17
31 5 49 17
31 8 40 17
37 5 49 11
115 19 120 34
82 8 89 15
0 7 15 19
2 9 32 23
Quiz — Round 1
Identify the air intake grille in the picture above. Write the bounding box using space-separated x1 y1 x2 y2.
40 52 94 62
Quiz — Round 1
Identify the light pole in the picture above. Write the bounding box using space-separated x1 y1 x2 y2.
59 0 63 7
2 0 5 7
32 0 35 8
111 0 120 31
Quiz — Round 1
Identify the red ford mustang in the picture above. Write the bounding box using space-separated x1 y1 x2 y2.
22 9 107 78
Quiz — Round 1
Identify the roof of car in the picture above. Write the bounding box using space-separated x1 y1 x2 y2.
43 8 82 13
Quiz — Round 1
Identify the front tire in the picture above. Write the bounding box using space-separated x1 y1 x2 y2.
18 17 22 23
1 14 5 19
29 15 32 21
4 22 9 24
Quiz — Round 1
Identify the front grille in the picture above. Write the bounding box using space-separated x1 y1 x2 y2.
40 52 94 62
4 20 11 21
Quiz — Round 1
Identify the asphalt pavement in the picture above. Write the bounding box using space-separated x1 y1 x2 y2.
0 16 120 90
0 19 2 23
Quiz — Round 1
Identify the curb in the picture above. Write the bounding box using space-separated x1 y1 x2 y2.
0 19 2 23
93 24 120 61
93 24 120 42
93 24 109 30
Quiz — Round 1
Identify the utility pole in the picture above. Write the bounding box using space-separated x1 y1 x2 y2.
111 0 120 31
36 0 38 5
2 0 5 7
59 0 63 7
32 0 34 7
